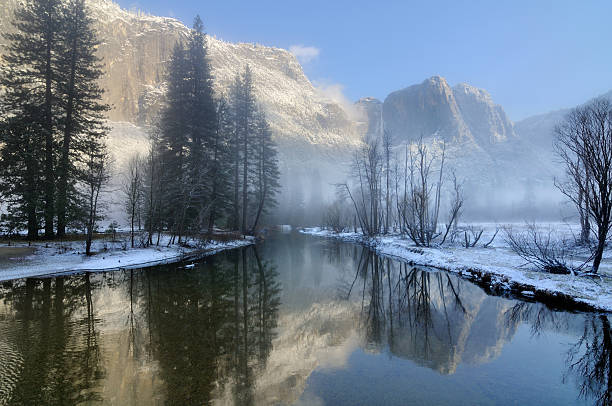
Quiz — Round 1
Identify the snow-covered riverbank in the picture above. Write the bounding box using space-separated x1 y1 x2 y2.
301 226 612 313
0 235 255 282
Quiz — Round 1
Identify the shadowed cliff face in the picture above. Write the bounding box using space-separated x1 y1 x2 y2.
383 76 471 143
382 76 516 146
453 82 516 144
0 0 362 151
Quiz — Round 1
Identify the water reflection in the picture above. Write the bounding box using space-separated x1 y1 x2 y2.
0 275 103 405
0 247 280 406
0 235 609 405
503 301 611 405
342 250 519 374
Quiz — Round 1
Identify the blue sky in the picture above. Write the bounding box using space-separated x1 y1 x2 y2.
117 0 612 120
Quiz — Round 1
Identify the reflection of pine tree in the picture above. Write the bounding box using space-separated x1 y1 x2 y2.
253 248 281 364
139 247 280 405
229 247 281 405
145 258 235 405
0 275 104 405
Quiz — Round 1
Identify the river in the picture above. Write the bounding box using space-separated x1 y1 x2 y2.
0 232 609 405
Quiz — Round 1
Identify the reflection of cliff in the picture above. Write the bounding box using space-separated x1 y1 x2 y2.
245 301 360 406
353 253 518 375
0 241 607 405
0 246 282 406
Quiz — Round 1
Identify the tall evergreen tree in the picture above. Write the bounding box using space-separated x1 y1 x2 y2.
185 16 217 232
187 15 215 173
159 42 191 240
208 98 234 232
0 0 63 238
0 112 44 239
230 66 257 233
55 0 109 237
230 75 243 231
249 113 280 233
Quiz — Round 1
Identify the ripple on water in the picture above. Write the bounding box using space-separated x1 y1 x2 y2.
0 338 24 406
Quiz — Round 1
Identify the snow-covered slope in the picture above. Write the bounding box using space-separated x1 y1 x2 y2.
0 0 362 151
514 89 612 150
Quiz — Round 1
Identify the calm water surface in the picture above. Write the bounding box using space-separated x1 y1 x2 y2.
0 232 609 405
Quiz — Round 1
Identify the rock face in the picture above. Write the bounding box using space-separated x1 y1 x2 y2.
382 76 516 146
383 76 470 143
453 83 515 144
355 97 383 142
0 0 362 151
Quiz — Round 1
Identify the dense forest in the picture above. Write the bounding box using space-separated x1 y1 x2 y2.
0 0 280 252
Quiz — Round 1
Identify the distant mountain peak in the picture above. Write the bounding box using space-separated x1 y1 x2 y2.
382 77 515 146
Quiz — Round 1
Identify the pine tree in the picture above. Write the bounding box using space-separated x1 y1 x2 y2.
0 0 63 238
249 113 280 233
56 0 109 237
230 66 257 233
187 15 215 173
230 74 243 231
0 112 44 239
184 16 217 233
207 97 234 232
159 42 191 240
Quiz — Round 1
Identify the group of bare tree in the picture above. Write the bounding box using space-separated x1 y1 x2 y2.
504 98 612 275
335 133 472 247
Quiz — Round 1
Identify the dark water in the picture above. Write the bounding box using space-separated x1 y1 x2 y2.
0 232 609 405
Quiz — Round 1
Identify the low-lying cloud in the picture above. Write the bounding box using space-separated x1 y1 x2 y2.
313 79 363 120
289 45 320 64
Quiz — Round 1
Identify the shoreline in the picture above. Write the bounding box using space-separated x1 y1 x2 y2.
0 236 255 282
300 227 612 313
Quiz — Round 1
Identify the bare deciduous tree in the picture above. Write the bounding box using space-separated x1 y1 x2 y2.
341 139 384 236
555 98 612 273
81 143 111 256
504 224 588 275
440 172 463 245
122 153 144 248
397 139 446 247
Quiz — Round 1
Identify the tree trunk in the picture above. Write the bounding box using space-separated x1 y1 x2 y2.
241 128 248 234
233 145 240 231
592 227 607 273
57 28 78 238
43 27 55 239
131 207 135 248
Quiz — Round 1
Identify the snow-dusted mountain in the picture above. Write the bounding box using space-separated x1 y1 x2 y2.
2 0 603 221
355 76 563 218
514 89 612 150
0 0 362 152
381 76 516 146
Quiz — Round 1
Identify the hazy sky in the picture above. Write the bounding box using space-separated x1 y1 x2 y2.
117 0 612 120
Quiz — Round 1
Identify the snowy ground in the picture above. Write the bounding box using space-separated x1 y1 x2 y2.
0 234 255 282
301 223 612 313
